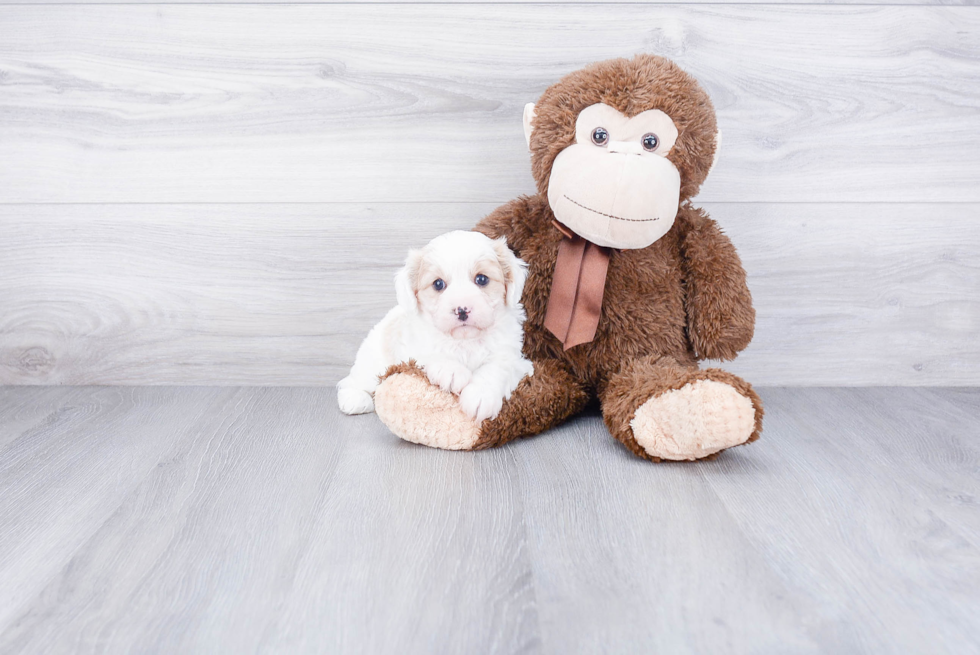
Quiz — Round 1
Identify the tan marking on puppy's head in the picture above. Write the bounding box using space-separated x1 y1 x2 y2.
491 236 527 308
469 254 506 306
413 256 449 320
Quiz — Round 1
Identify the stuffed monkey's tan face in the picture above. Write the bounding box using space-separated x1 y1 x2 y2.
531 103 682 249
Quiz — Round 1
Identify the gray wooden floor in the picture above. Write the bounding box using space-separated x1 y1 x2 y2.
1 387 978 654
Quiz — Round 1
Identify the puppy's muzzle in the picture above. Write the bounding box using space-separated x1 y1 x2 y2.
454 307 470 322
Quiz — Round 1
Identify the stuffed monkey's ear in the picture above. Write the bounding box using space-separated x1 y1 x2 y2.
394 249 423 314
707 128 722 178
522 103 536 150
493 238 527 308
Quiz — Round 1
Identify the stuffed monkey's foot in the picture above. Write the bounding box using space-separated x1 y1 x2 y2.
631 379 756 461
601 357 763 462
375 359 589 452
374 363 481 450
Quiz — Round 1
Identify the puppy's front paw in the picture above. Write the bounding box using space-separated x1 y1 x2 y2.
338 388 375 415
459 382 504 422
423 360 472 395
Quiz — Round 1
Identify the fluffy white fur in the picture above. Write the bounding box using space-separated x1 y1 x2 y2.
337 231 534 422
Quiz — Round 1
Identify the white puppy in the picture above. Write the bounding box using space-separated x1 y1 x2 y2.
337 231 534 422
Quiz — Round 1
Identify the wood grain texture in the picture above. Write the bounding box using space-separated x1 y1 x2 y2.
0 386 978 653
0 387 234 631
702 387 980 653
0 5 978 203
2 203 977 386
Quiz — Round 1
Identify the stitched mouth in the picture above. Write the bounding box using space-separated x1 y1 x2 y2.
563 195 659 223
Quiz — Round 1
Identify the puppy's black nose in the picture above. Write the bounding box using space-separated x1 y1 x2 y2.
454 307 469 322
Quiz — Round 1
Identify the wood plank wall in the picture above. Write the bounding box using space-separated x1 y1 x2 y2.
0 4 977 386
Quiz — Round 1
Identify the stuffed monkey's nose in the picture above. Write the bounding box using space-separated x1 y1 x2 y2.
607 140 644 156
454 307 470 322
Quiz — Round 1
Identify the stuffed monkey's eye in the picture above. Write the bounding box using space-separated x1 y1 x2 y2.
642 133 660 152
474 274 489 287
432 279 446 292
591 127 609 147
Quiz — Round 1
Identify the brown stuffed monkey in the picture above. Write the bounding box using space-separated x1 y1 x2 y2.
374 54 762 462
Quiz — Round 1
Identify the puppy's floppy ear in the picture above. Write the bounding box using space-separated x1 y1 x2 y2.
395 248 423 314
492 237 527 308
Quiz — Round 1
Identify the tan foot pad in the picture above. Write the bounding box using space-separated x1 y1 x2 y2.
630 379 756 461
374 373 481 451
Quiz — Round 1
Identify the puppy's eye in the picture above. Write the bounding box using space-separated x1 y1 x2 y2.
475 274 489 287
591 127 609 147
642 133 659 152
432 279 445 292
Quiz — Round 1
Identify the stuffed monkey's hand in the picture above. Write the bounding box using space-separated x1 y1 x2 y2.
421 358 472 395
680 207 755 361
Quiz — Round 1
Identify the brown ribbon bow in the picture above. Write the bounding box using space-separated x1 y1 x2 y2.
544 221 611 350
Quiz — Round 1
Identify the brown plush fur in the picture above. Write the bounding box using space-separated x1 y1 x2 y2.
473 359 590 450
476 196 755 385
378 54 761 461
529 55 719 203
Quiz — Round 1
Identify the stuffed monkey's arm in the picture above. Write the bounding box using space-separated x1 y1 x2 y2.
679 205 755 361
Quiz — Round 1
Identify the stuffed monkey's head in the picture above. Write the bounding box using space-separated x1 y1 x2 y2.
524 55 719 249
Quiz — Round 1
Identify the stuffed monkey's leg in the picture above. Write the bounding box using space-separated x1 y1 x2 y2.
374 360 588 451
599 355 763 462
